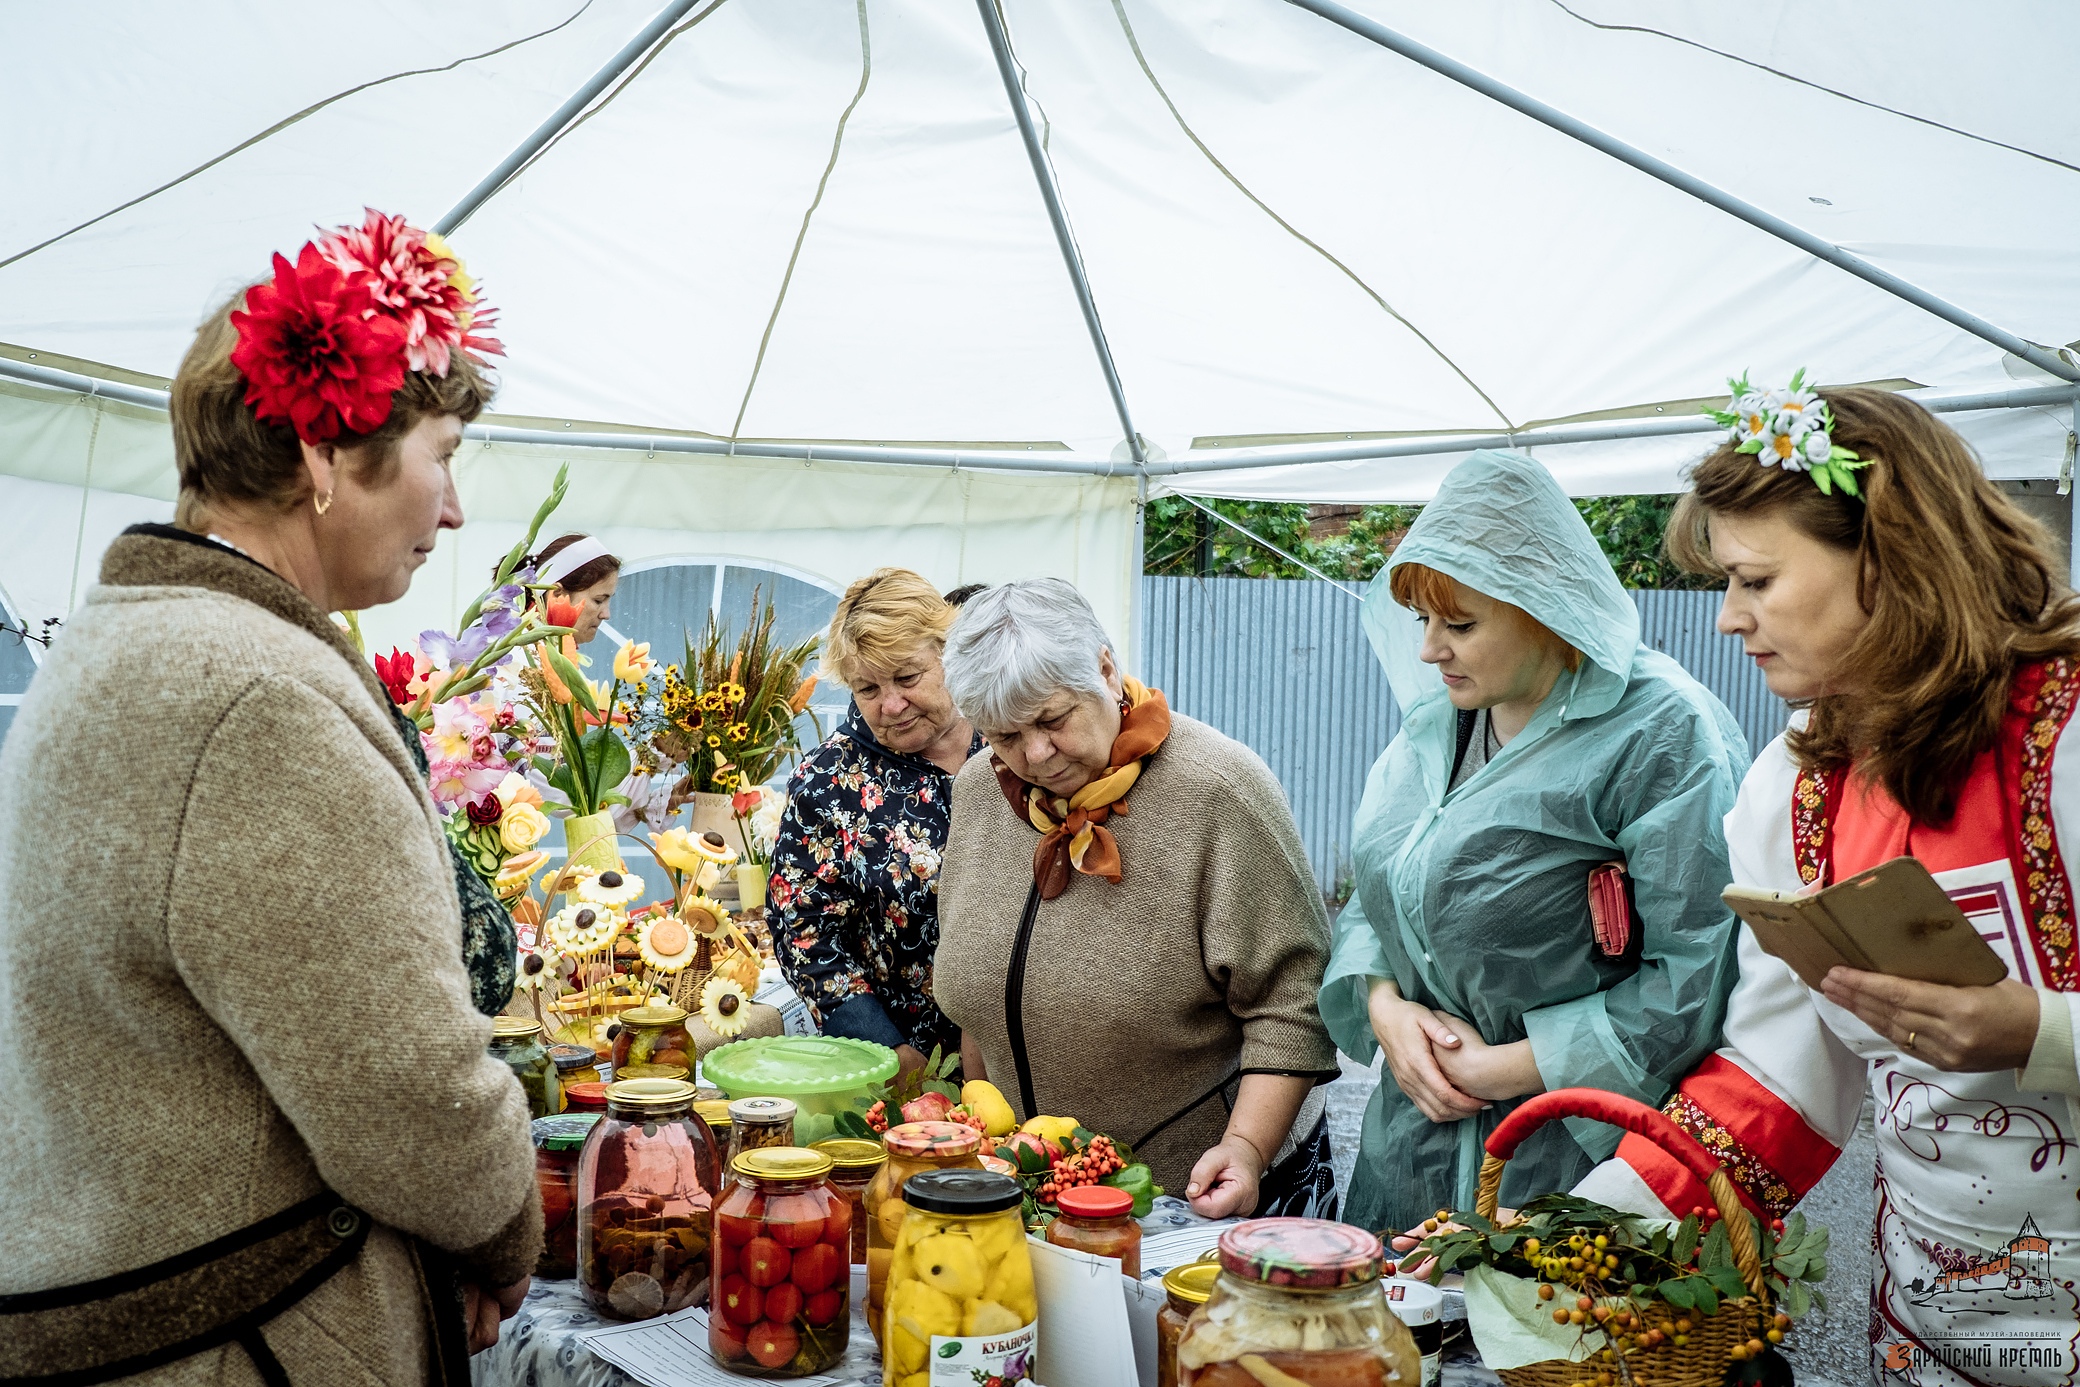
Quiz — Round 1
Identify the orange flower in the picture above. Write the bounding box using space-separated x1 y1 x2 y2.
537 645 573 704
545 595 580 630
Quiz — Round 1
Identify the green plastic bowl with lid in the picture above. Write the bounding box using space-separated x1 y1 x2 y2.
700 1035 898 1146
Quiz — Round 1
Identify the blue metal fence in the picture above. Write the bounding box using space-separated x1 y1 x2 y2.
1140 577 1785 889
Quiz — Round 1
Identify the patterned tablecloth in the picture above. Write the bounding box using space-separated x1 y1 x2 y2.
471 1198 1500 1387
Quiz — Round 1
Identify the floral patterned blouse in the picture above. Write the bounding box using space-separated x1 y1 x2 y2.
768 709 980 1057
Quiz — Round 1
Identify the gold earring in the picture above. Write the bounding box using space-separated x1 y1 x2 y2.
314 489 334 516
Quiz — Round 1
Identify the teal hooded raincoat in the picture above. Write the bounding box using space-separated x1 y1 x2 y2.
1320 451 1749 1234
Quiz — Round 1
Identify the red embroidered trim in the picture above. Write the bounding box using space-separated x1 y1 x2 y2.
2013 657 2080 991
1661 1092 1799 1220
1790 764 1838 885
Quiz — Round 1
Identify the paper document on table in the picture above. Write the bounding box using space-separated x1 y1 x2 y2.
1030 1238 1139 1387
578 1306 843 1387
1124 1272 1167 1387
1137 1222 1236 1277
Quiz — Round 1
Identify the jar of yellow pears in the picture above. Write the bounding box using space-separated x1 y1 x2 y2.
882 1170 1035 1387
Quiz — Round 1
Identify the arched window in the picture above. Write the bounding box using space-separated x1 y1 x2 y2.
0 588 43 745
598 558 851 774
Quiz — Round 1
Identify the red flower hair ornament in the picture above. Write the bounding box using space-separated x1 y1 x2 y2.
228 209 502 445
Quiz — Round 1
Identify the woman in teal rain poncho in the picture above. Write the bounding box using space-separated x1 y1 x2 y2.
1320 451 1749 1234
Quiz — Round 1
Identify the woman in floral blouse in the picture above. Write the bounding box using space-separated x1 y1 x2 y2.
769 570 983 1072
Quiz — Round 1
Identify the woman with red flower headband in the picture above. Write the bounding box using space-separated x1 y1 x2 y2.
0 212 535 1383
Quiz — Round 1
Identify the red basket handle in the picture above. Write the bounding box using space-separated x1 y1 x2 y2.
1474 1087 1765 1298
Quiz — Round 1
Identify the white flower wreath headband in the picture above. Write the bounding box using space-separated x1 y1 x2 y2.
1703 368 1870 499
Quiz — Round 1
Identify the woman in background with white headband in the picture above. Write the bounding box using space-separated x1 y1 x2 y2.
527 534 620 644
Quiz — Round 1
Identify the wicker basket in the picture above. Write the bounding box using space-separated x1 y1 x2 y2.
1472 1088 1772 1387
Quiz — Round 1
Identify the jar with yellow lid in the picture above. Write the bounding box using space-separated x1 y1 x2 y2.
809 1138 884 1265
710 1147 851 1376
695 1098 734 1151
489 1017 559 1118
1159 1259 1221 1387
1177 1219 1420 1387
882 1169 1036 1387
864 1122 981 1348
612 1003 692 1077
575 1078 722 1319
724 1096 797 1181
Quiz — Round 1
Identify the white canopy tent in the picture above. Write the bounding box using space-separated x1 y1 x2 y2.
3 0 2077 660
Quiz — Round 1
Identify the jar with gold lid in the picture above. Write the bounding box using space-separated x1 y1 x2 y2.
695 1098 734 1151
1159 1259 1220 1387
612 1003 693 1078
863 1122 981 1348
490 1016 559 1118
575 1077 723 1319
809 1138 884 1265
1177 1219 1420 1387
710 1147 851 1376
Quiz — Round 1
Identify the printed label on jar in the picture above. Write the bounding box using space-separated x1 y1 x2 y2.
928 1324 1035 1385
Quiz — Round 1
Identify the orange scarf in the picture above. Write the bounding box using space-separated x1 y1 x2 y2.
993 679 1171 900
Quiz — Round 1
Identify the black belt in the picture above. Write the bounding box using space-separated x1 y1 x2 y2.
0 1191 369 1387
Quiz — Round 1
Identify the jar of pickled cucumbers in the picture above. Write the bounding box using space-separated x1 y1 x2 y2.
810 1137 885 1265
865 1122 982 1348
1177 1220 1420 1387
490 1017 559 1118
612 1003 693 1077
710 1147 851 1377
575 1078 722 1319
883 1170 1036 1387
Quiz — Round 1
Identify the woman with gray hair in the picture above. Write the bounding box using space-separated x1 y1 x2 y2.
934 579 1342 1218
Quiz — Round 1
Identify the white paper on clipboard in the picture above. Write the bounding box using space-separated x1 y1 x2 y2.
1030 1237 1139 1387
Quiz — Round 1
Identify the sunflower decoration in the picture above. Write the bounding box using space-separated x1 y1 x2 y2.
546 901 619 955
495 849 549 901
681 894 733 939
638 913 701 975
513 943 553 993
550 861 600 897
577 867 645 909
690 830 738 869
699 974 752 1038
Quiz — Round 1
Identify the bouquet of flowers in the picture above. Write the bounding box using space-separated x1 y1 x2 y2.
729 786 788 869
645 590 820 801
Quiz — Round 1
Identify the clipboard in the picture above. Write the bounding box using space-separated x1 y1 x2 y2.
1721 854 2008 991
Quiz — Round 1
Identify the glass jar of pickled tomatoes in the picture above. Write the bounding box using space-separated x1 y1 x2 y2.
575 1078 722 1319
864 1122 981 1348
1177 1219 1421 1387
710 1147 852 1376
882 1170 1037 1387
532 1114 601 1279
1043 1183 1142 1278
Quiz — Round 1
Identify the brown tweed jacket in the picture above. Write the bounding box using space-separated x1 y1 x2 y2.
934 712 1339 1194
0 531 539 1385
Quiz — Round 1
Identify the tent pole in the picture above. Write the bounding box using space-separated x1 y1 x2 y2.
434 0 708 236
2070 392 2080 589
1129 469 1148 675
1284 0 2080 386
975 0 1148 465
1147 383 2080 476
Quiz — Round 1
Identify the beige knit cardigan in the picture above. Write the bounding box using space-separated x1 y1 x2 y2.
934 711 1339 1195
0 532 539 1386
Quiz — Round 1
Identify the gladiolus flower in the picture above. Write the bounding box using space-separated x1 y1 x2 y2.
430 699 489 762
545 595 581 630
613 640 653 682
375 647 417 706
428 760 504 808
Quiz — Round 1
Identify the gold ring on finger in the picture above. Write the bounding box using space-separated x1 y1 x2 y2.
1905 1030 1916 1051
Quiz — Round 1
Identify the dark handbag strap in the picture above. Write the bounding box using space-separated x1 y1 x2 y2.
0 1191 369 1387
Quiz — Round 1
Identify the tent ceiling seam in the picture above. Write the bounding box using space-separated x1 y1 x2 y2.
980 0 1146 465
1547 0 2080 176
1286 0 2080 386
0 1 600 273
1110 0 1515 431
487 0 734 208
728 0 873 444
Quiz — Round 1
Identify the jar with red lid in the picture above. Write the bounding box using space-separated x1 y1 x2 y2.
532 1114 601 1278
863 1122 982 1348
575 1078 723 1319
565 1080 611 1112
1043 1183 1142 1278
1176 1219 1421 1387
710 1147 851 1376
